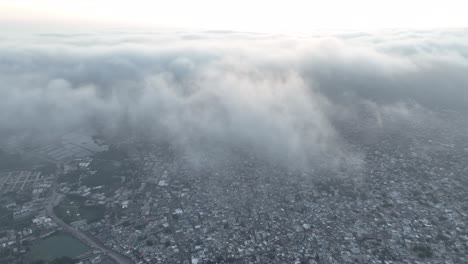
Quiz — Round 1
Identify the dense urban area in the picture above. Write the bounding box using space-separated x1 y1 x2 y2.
1 109 468 264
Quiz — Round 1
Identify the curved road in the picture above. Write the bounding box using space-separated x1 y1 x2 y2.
46 176 133 264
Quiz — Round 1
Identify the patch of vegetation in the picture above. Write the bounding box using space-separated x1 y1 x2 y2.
53 203 80 224
0 206 13 226
58 169 83 185
93 146 127 161
54 195 105 224
83 160 121 187
0 205 34 230
37 163 57 175
83 146 137 187
0 149 28 170
79 204 105 223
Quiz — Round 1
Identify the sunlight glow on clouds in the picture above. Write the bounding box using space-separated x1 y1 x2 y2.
0 0 467 32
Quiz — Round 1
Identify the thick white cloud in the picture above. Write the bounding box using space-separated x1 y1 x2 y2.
0 29 467 170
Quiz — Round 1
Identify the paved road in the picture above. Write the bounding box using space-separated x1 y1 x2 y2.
46 173 133 264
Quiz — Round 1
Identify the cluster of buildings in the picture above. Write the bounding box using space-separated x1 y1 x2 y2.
52 113 468 264
1 111 467 264
0 179 56 259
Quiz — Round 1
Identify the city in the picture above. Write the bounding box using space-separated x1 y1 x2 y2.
1 3 468 263
1 109 467 264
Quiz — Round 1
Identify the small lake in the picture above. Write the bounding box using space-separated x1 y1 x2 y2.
27 233 89 262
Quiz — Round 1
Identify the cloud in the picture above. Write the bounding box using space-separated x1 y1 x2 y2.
0 29 467 171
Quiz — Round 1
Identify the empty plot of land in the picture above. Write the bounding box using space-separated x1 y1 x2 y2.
31 133 108 162
0 171 43 193
34 143 93 162
0 171 13 193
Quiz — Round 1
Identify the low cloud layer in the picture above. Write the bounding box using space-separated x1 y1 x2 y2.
1 29 467 170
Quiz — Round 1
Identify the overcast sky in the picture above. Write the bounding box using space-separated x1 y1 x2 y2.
1 0 467 32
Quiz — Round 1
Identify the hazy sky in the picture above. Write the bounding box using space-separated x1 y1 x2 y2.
1 0 467 32
0 1 467 171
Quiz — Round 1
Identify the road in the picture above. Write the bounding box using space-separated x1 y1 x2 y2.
46 171 134 264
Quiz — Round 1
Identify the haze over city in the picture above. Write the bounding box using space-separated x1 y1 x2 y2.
0 1 467 264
